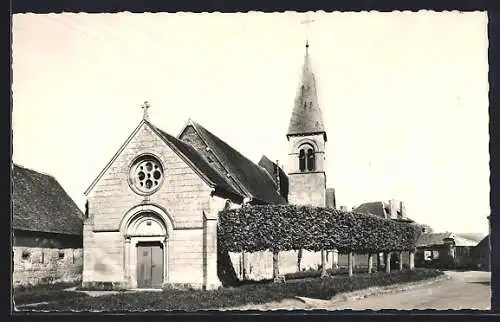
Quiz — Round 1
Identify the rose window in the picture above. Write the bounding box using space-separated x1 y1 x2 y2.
130 157 164 195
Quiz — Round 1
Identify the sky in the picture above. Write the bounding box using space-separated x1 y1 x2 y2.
12 11 490 235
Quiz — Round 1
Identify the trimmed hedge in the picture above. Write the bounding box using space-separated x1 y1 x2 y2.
28 269 443 311
218 205 422 253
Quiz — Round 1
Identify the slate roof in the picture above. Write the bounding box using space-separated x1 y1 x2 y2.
148 123 241 198
186 121 286 205
287 42 326 141
12 164 83 236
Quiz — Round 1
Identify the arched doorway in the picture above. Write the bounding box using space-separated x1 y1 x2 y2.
124 211 168 289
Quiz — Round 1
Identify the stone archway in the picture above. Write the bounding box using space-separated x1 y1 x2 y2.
123 211 169 289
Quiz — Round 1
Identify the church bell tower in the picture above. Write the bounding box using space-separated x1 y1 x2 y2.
286 41 327 207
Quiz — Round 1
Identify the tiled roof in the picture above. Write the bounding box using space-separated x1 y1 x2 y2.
187 121 286 205
354 201 389 219
12 164 83 236
287 43 326 140
148 123 241 198
416 232 454 247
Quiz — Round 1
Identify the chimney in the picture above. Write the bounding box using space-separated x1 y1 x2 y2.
389 199 398 219
400 201 406 219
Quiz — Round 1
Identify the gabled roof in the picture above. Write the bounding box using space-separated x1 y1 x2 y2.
85 120 146 195
287 42 326 141
186 121 286 205
416 232 454 247
148 123 241 198
12 164 84 236
84 120 241 199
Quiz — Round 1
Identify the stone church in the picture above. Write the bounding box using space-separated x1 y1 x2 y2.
82 42 334 290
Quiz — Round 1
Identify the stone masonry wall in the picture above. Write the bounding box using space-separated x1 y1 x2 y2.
13 246 83 287
84 122 213 286
288 172 326 207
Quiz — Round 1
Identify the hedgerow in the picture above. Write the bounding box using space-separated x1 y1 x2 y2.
218 205 422 253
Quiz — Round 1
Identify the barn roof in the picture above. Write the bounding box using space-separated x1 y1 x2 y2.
184 121 286 205
12 164 84 236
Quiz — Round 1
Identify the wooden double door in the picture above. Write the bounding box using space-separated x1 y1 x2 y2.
136 242 164 288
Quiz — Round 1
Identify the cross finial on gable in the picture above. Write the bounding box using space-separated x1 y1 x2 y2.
141 101 150 121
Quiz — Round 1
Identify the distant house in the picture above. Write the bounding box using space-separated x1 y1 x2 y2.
415 232 479 269
341 200 415 270
354 199 412 222
472 235 490 271
12 164 84 287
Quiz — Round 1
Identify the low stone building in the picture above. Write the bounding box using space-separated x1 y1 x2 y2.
415 232 480 269
12 164 84 287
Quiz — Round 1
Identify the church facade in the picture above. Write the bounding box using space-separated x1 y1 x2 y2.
82 43 333 290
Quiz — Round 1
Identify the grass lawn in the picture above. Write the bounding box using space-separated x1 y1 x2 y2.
25 268 443 311
14 281 89 306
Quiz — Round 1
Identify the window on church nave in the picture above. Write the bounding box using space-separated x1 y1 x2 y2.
129 155 165 195
298 144 315 172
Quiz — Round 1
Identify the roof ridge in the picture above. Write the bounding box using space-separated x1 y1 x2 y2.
188 120 253 198
148 122 241 198
188 120 285 204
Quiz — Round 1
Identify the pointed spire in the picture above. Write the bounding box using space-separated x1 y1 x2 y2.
287 42 326 141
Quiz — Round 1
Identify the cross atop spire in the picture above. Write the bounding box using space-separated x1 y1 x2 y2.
141 101 150 121
300 12 315 46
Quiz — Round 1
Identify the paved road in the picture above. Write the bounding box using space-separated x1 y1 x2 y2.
326 270 491 310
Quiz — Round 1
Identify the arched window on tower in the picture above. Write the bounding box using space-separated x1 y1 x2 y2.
299 149 306 172
307 148 315 171
298 144 315 172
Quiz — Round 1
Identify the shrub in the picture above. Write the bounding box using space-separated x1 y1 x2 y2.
218 205 422 254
